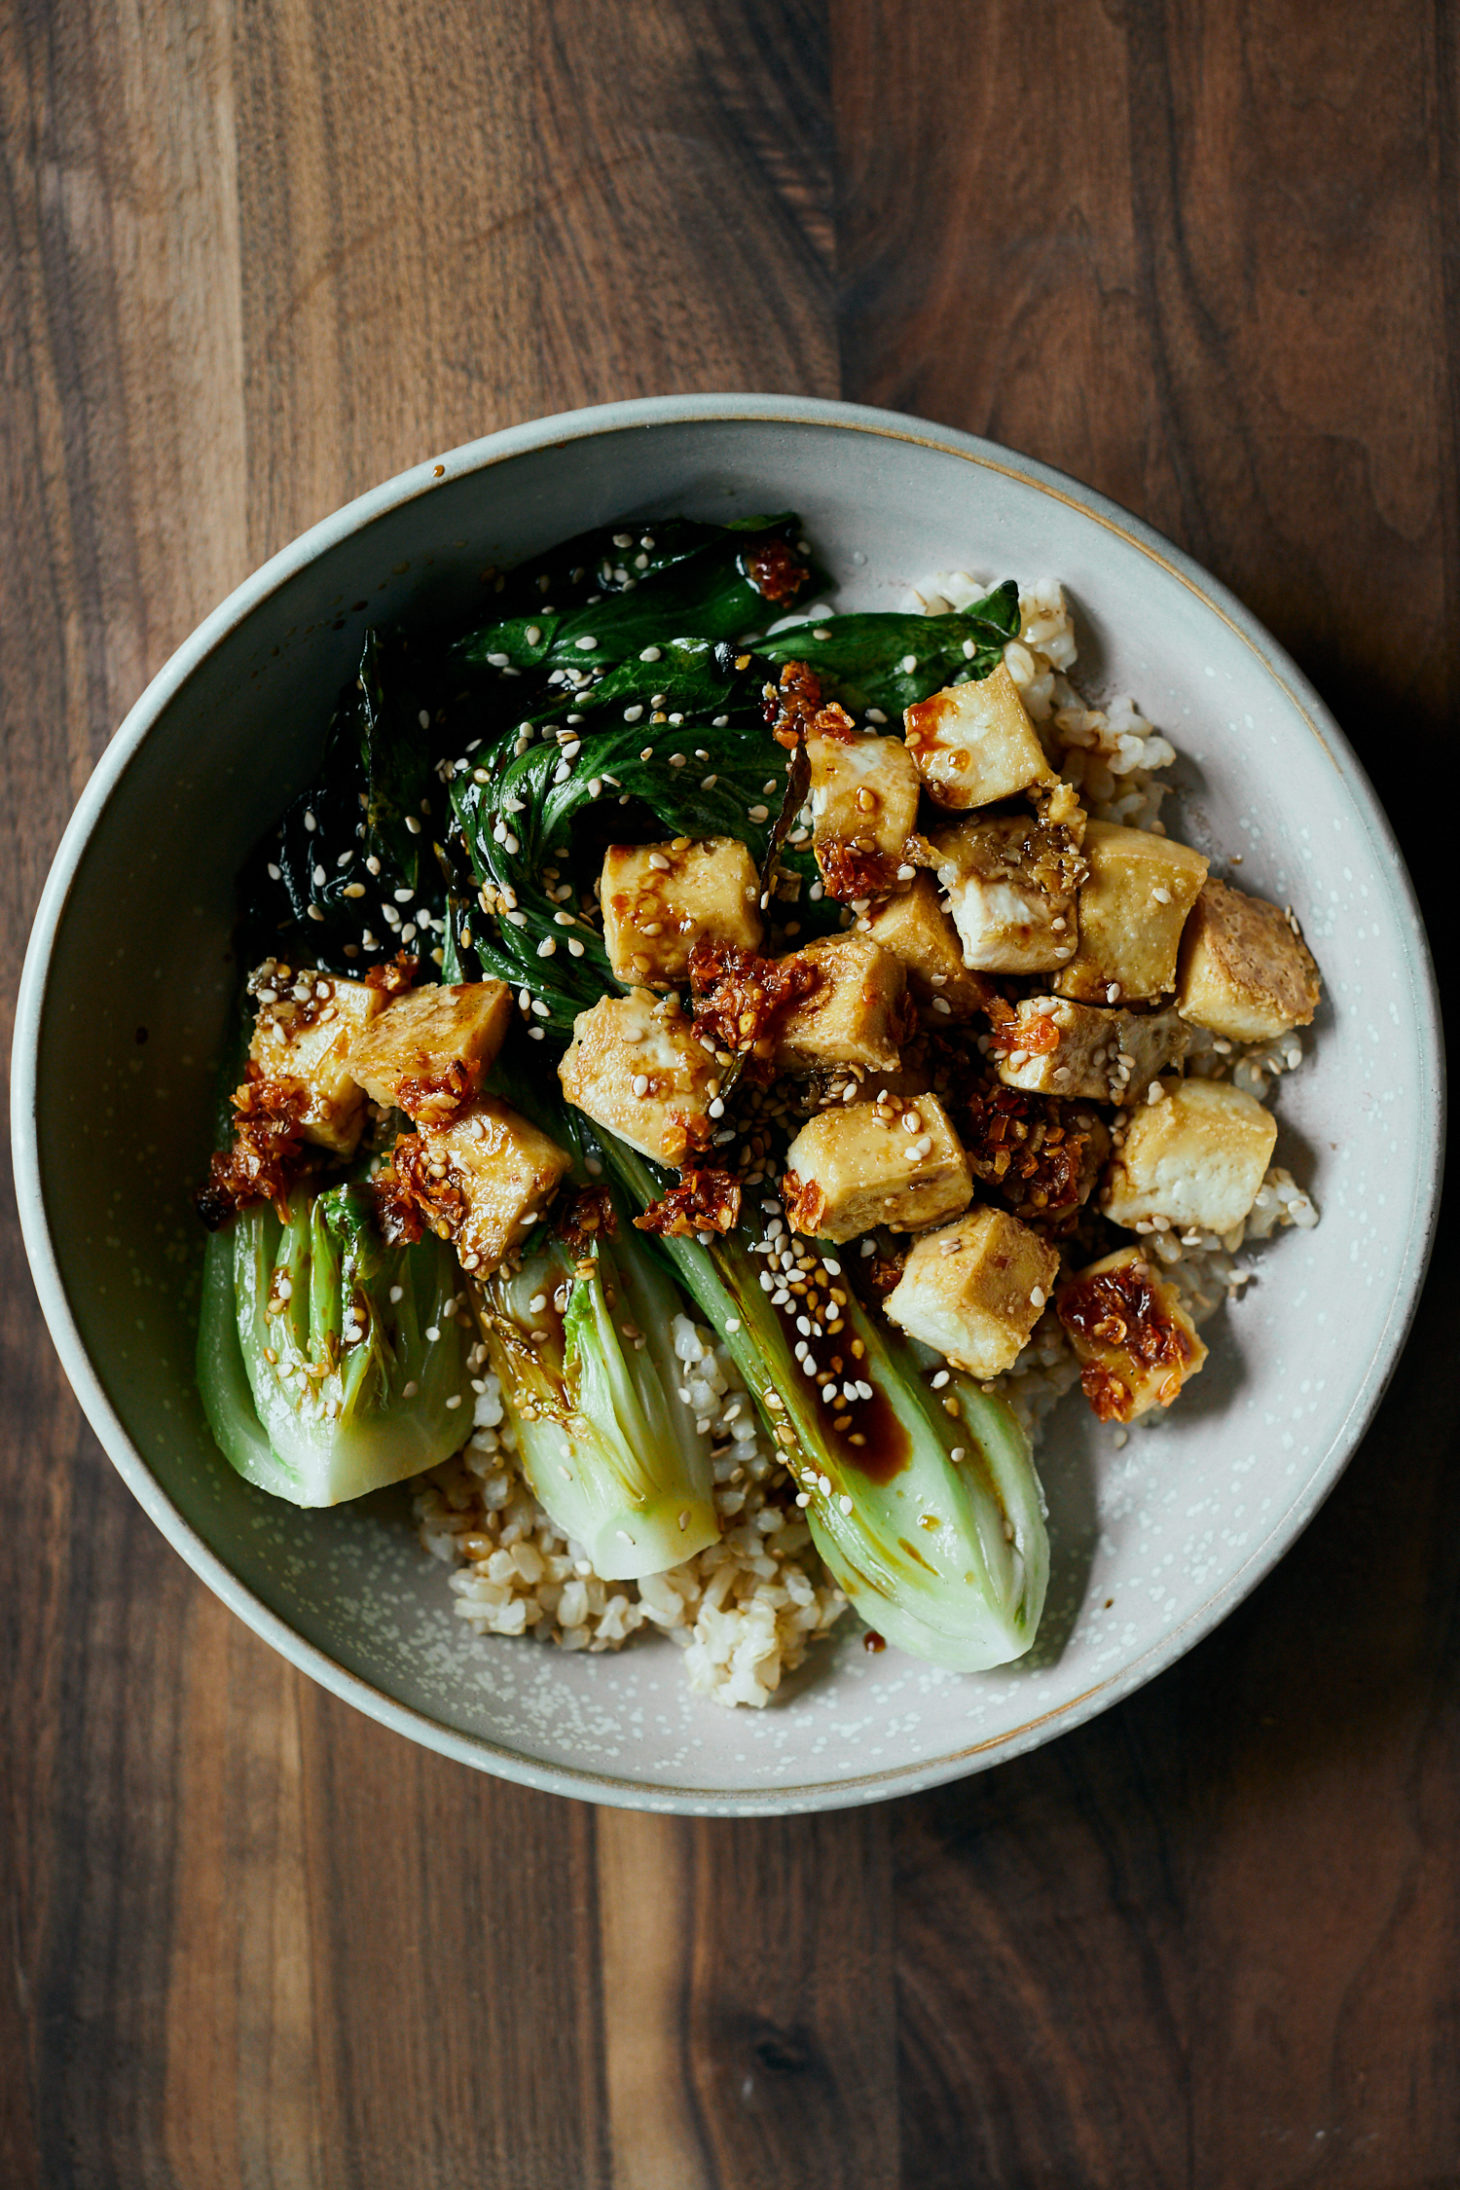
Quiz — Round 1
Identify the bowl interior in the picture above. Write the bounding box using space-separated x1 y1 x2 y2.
21 406 1439 1811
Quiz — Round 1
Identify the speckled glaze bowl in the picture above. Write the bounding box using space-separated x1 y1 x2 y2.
13 396 1443 1814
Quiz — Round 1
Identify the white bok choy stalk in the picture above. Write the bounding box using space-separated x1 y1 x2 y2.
198 1180 471 1506
473 1190 720 1580
597 1136 1049 1670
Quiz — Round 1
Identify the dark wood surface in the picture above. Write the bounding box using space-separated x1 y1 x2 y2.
2 3 1454 2183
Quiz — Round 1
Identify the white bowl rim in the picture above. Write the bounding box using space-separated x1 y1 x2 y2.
11 391 1445 1815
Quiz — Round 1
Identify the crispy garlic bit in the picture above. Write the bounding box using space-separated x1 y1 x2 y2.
1176 877 1321 1042
249 971 386 1155
903 661 1055 811
347 980 513 1124
1102 1076 1278 1235
600 837 763 988
783 1092 973 1243
882 1205 1060 1380
559 989 719 1166
1054 821 1208 1004
1056 1246 1207 1423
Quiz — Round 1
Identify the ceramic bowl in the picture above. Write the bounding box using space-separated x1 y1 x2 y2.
13 395 1442 1814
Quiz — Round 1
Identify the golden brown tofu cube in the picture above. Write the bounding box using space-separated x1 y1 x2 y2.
859 873 991 1020
1056 1246 1208 1423
249 973 385 1155
807 726 922 899
558 989 719 1166
934 814 1082 974
990 996 1189 1104
346 980 513 1123
1176 877 1322 1042
772 934 910 1074
882 1205 1061 1379
783 1093 972 1242
903 661 1055 811
600 836 763 988
424 1099 572 1275
1102 1076 1278 1235
1054 821 1209 1003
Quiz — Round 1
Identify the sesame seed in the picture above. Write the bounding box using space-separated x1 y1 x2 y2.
813 626 832 640
670 754 686 768
575 635 598 650
900 654 917 673
639 646 661 662
748 804 769 823
537 938 557 957
866 707 887 724
632 1074 649 1097
624 704 644 722
266 861 281 880
303 811 317 832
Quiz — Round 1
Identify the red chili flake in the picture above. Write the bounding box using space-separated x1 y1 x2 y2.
195 1067 313 1229
634 1163 742 1238
689 938 822 1073
364 951 420 995
742 536 811 606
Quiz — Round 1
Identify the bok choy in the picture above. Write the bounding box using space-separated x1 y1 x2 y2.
198 1181 470 1506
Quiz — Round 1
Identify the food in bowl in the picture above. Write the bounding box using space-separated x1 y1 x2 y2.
194 514 1321 1707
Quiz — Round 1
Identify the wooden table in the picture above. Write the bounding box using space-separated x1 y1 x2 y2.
2 5 1454 2183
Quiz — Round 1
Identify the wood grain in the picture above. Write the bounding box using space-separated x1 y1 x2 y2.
2 0 1455 2184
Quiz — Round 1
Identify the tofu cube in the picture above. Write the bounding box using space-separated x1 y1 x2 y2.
1101 1077 1279 1234
807 726 922 899
1176 877 1322 1042
883 1205 1061 1379
904 661 1055 810
961 1081 1110 1232
1054 821 1209 1003
249 973 385 1155
773 934 910 1074
933 814 1082 974
783 1093 973 1242
558 989 719 1166
859 873 991 1020
600 836 763 988
346 980 513 1122
989 996 1189 1104
423 1099 572 1274
1056 1247 1208 1423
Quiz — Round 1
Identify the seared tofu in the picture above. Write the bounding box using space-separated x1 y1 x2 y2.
1054 821 1209 1003
961 1081 1110 1232
990 996 1189 1104
346 980 513 1123
904 661 1055 811
1102 1076 1278 1234
1056 1246 1208 1423
423 1099 572 1274
933 814 1083 974
773 934 909 1074
783 1093 973 1242
807 726 922 899
1176 877 1321 1042
249 973 385 1155
883 1205 1060 1379
600 836 763 988
558 989 719 1166
859 873 991 1020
